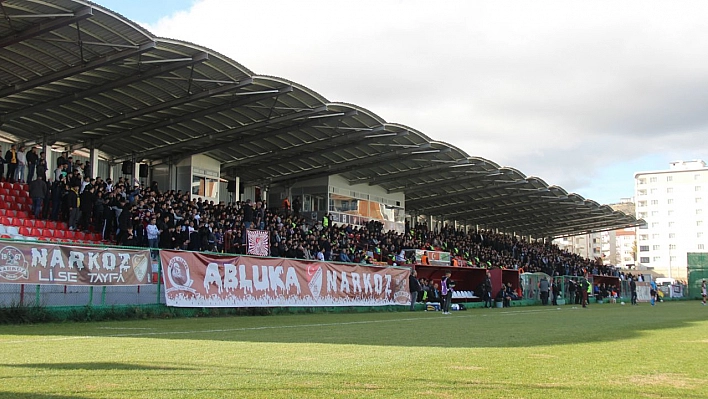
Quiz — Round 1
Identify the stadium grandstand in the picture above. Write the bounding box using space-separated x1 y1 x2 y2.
0 0 647 309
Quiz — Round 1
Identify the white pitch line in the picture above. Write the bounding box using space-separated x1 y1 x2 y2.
97 327 156 330
0 307 562 344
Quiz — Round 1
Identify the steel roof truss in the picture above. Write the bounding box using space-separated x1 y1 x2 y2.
0 6 93 49
0 41 155 99
4 51 208 121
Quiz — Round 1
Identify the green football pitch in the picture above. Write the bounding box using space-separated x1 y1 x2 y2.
0 301 706 399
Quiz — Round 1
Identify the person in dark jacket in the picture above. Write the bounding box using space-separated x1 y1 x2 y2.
66 184 80 230
79 185 96 232
25 147 38 183
5 144 17 183
50 177 66 221
28 175 48 218
116 203 132 244
408 269 423 311
483 272 493 308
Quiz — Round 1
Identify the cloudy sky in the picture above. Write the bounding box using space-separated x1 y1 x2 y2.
97 0 708 206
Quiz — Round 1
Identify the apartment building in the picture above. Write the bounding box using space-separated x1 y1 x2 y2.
634 160 707 279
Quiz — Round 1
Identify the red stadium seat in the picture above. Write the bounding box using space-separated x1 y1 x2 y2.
34 220 46 229
42 229 55 239
0 188 9 196
23 219 35 228
18 226 30 236
75 231 87 240
53 230 65 239
0 209 6 216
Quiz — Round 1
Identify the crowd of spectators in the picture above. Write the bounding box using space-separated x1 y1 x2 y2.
21 154 619 278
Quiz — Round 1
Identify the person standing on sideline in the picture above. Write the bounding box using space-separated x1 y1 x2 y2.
580 277 590 308
551 278 560 306
630 277 638 306
701 279 706 306
441 271 454 315
650 280 658 306
483 272 493 308
408 269 422 311
539 276 550 305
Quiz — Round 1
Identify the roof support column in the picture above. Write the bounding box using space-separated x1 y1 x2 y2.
38 135 50 181
89 141 99 179
233 176 240 204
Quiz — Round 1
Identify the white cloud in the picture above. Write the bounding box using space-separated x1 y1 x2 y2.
144 0 708 202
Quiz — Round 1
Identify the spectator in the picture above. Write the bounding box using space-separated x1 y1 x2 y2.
5 144 17 183
26 147 38 182
408 269 422 311
28 175 48 218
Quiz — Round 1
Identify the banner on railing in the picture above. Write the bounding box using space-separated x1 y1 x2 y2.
160 250 411 307
0 241 151 285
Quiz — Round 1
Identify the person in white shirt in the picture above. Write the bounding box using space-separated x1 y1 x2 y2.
15 146 26 183
145 218 161 260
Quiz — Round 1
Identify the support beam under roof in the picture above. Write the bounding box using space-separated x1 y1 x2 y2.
52 78 254 143
117 103 328 162
0 41 156 98
3 51 209 122
0 6 93 49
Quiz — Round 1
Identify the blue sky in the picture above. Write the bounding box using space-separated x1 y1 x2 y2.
95 1 195 25
89 1 708 207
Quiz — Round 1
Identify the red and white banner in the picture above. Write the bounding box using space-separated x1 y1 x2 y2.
160 250 411 307
0 241 151 285
246 229 269 256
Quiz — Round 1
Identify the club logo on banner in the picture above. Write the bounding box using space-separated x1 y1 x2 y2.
160 250 411 307
247 229 269 257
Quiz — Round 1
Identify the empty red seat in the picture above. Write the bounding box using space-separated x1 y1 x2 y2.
29 228 42 237
34 220 46 228
16 210 29 218
23 219 35 228
45 221 57 229
0 209 5 216
42 229 54 238
18 226 30 236
53 230 65 239
0 188 8 196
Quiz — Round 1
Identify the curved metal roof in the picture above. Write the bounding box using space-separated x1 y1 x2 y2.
0 0 644 238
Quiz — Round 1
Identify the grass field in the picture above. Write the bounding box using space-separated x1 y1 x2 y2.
0 301 706 399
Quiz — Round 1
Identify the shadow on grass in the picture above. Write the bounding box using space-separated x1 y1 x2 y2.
0 302 706 348
0 394 86 399
0 362 195 371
